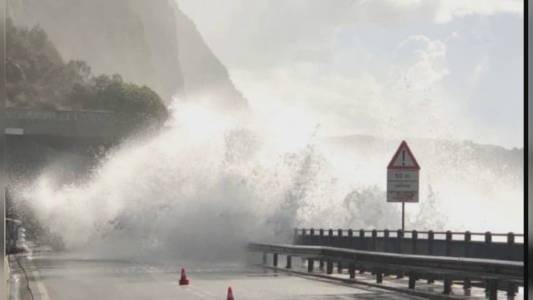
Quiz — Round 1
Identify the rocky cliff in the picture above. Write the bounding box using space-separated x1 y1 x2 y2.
8 0 247 110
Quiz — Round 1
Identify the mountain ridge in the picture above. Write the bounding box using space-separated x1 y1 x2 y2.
8 0 248 110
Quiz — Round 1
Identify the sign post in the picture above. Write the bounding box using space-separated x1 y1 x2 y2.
387 141 420 232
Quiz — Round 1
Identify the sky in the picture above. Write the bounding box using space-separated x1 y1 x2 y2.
177 0 524 149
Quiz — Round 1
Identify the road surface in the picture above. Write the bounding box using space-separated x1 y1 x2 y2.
10 249 425 300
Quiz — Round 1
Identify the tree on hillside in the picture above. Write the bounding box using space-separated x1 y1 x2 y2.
6 18 168 124
68 74 168 122
6 18 64 108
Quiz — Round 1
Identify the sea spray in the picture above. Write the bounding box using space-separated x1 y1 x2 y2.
14 99 522 261
15 100 343 261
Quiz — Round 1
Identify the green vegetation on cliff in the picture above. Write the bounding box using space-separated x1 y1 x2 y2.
6 18 168 123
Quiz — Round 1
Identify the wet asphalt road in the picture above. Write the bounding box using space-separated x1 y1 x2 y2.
12 251 425 300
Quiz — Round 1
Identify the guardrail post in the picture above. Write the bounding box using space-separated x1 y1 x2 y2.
349 263 355 279
326 260 333 274
359 229 366 274
464 231 471 257
428 230 434 254
376 271 383 284
359 229 365 248
396 229 404 278
294 228 298 243
445 231 452 256
307 258 314 273
485 231 492 243
286 255 292 269
443 276 452 295
507 282 517 299
319 229 325 270
485 232 492 262
397 229 403 253
384 229 389 252
427 230 434 284
337 228 343 248
328 228 333 245
507 232 515 260
408 272 416 289
463 278 471 296
337 262 343 274
507 232 515 244
348 229 354 248
273 253 278 267
372 229 377 251
411 230 418 254
310 228 315 245
486 279 497 300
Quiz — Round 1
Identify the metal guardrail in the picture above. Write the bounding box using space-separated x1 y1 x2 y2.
295 228 524 240
294 228 524 262
3 109 114 121
248 242 523 299
2 109 150 138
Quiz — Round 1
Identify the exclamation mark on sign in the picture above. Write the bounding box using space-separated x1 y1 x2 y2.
402 151 405 166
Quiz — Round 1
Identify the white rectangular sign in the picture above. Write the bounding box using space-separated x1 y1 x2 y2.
387 169 419 202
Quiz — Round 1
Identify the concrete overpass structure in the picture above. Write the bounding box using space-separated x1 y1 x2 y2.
2 109 149 182
3 109 139 138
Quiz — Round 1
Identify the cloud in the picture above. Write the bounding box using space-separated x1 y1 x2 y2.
355 0 523 24
433 0 523 23
393 35 449 91
471 55 489 85
177 0 523 147
177 0 522 70
230 33 457 143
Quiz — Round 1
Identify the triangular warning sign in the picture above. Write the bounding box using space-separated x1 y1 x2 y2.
387 141 420 170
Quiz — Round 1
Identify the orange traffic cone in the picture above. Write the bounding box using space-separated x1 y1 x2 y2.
179 268 190 285
226 287 234 300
